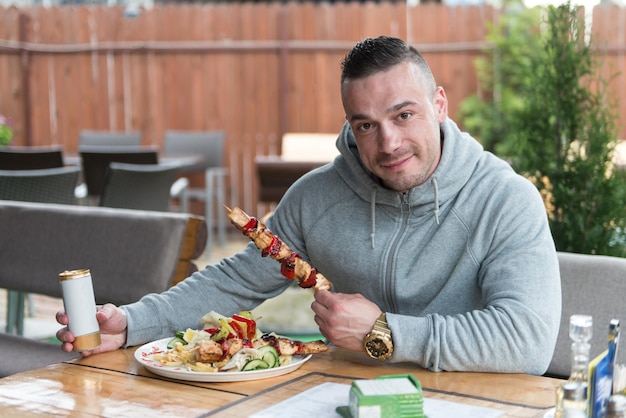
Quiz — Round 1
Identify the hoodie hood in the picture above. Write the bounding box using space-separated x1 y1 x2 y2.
333 119 483 245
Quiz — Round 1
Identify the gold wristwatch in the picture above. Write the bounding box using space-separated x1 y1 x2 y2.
363 312 394 361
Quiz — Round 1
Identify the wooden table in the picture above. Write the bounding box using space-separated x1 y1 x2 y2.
0 346 560 417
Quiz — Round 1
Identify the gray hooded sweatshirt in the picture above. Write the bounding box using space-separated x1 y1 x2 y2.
122 118 561 374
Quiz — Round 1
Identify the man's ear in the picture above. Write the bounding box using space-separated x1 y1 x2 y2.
433 86 448 123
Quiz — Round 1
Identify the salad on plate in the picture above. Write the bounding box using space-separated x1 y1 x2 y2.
148 310 328 373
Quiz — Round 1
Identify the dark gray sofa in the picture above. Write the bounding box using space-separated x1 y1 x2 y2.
0 200 207 377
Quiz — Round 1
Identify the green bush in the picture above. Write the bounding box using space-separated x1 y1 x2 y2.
459 2 626 256
458 4 543 156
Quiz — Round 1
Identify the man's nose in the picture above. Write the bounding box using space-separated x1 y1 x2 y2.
378 124 402 154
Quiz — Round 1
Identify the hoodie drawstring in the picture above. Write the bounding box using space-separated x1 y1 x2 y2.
370 187 377 249
432 176 440 225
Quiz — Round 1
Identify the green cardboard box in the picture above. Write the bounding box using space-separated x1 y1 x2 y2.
336 374 425 418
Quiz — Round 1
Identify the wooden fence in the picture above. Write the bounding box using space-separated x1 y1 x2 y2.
0 3 625 222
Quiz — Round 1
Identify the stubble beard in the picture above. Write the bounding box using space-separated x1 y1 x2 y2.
378 148 436 192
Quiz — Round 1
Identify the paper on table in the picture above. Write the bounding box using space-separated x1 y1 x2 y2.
250 383 349 418
249 382 504 418
425 398 504 418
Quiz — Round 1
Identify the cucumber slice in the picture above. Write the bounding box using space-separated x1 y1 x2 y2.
166 336 186 349
241 358 270 371
257 345 279 368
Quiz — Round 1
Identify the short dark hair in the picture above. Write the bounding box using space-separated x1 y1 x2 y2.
341 36 436 95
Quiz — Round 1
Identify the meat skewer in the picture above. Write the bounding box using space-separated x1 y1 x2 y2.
196 336 328 363
253 334 329 356
225 206 332 291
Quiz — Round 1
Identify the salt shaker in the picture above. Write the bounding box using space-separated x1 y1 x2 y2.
561 382 588 418
58 269 101 351
607 394 626 418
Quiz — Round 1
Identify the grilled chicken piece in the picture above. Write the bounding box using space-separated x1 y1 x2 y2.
253 334 329 356
297 339 329 354
225 338 244 356
196 340 224 363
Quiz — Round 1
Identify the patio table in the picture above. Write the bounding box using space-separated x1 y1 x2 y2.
0 345 560 417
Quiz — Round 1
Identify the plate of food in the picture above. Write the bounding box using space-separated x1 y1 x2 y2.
135 338 313 382
134 311 327 382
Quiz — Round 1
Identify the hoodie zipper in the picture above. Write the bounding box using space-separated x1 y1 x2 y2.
401 191 411 215
384 192 411 312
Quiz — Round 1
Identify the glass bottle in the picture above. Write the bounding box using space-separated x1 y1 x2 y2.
555 314 593 418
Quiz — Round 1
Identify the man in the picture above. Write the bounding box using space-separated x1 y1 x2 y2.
57 36 561 374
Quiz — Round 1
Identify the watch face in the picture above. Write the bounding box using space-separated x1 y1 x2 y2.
365 337 391 359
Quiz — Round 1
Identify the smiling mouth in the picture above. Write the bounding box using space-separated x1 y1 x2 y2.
381 155 412 171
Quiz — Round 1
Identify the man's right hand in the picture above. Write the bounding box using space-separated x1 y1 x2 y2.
56 303 128 356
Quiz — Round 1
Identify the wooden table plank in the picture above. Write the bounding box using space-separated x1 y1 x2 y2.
0 363 242 417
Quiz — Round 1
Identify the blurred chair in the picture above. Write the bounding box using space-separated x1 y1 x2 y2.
0 145 86 203
256 133 338 205
256 157 327 203
99 162 189 213
546 252 626 378
0 165 81 334
163 130 227 252
79 130 142 147
79 146 159 200
0 145 64 170
0 166 80 205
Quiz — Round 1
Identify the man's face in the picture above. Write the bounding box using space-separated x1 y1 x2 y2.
341 61 448 192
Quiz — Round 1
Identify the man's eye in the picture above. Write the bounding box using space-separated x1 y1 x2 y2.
359 123 372 131
399 112 411 121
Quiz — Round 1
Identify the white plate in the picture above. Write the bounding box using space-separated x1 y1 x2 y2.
134 337 312 382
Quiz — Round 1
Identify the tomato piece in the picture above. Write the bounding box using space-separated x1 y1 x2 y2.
219 338 233 360
220 338 229 351
280 253 300 280
261 235 281 258
242 218 258 234
292 340 304 355
299 268 318 288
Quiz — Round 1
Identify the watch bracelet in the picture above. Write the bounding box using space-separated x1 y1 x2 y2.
372 313 390 335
